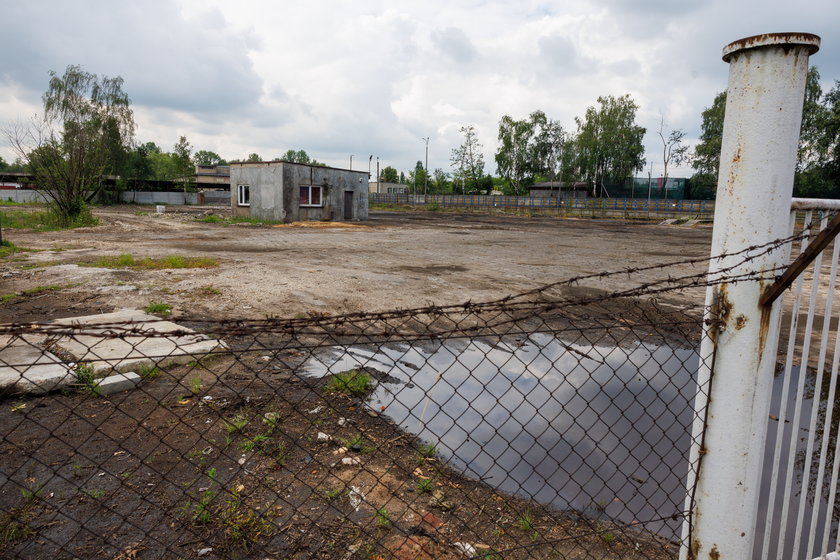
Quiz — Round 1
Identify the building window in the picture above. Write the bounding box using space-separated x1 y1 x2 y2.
237 184 250 206
300 185 323 207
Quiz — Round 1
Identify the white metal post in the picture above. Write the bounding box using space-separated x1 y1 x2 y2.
681 33 819 560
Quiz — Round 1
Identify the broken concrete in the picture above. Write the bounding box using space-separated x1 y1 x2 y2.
94 372 142 396
0 309 226 396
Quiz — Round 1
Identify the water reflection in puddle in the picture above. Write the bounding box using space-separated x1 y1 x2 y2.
305 333 698 540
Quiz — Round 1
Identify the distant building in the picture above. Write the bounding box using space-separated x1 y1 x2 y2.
230 161 369 222
194 165 230 190
369 181 408 194
528 181 589 199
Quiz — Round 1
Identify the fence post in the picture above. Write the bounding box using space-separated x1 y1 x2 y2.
682 33 819 560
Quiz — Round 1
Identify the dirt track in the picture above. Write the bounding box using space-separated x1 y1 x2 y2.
0 206 713 323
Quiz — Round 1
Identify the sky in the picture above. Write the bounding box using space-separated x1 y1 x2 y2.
1 0 838 180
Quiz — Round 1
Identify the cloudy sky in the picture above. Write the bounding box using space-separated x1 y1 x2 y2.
1 0 838 179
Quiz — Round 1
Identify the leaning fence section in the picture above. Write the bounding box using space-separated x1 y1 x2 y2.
0 237 810 559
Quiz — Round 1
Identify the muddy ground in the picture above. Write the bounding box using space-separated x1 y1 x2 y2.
0 205 712 559
0 205 712 324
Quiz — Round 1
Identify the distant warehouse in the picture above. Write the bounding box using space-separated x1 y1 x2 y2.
230 161 369 222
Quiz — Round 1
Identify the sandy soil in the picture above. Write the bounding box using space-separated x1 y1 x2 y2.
0 205 713 323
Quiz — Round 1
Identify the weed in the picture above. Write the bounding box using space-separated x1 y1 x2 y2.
240 434 269 452
183 468 218 525
75 364 100 396
0 293 15 302
342 434 374 453
375 508 391 528
137 364 161 379
224 414 249 433
516 509 534 532
274 442 288 467
144 301 172 314
416 478 434 493
261 412 280 429
189 377 203 394
79 488 106 499
218 489 274 549
601 531 616 545
320 487 342 502
417 442 438 458
19 481 44 501
324 369 373 398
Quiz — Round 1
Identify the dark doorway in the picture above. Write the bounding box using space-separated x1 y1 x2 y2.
343 191 353 220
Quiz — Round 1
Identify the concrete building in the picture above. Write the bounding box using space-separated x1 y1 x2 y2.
195 165 231 189
230 161 369 222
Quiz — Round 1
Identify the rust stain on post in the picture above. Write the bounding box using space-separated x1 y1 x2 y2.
722 32 820 62
709 545 720 560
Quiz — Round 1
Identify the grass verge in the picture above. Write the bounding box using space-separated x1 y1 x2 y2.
83 254 218 270
0 208 98 231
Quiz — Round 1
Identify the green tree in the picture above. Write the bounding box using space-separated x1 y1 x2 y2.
407 161 429 193
280 149 309 163
379 165 399 183
6 64 135 223
193 150 227 166
431 168 450 193
450 125 485 193
246 152 262 162
173 136 193 178
690 91 726 189
570 94 645 197
495 110 565 194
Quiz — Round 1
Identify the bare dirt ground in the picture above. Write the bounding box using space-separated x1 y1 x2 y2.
0 205 713 559
0 205 713 324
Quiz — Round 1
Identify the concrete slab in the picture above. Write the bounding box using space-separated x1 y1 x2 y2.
95 372 142 396
0 336 75 395
0 309 227 396
49 309 226 375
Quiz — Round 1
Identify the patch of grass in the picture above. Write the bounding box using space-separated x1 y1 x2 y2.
227 216 283 226
375 507 391 528
1 293 16 303
84 253 218 270
196 215 224 223
0 206 98 231
324 369 373 398
194 285 222 296
144 301 172 314
274 442 287 467
0 241 33 259
218 489 275 550
75 364 100 396
79 488 106 499
21 285 63 297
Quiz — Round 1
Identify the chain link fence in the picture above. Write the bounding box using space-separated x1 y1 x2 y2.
0 237 800 560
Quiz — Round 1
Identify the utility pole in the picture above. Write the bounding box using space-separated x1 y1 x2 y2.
422 137 430 198
350 155 353 170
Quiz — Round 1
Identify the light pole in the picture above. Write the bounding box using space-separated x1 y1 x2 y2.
350 155 353 170
368 155 373 190
421 137 429 198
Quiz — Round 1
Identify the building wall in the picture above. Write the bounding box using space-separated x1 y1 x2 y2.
230 162 368 222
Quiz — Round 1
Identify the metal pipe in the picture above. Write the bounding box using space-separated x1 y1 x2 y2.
681 32 820 560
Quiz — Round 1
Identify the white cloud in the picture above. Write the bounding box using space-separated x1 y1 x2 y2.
1 0 837 178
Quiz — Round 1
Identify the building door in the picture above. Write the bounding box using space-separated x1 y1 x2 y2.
343 191 353 220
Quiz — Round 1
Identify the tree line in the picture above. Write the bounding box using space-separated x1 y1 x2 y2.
5 63 840 223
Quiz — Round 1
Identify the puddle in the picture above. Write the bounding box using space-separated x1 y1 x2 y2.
305 333 698 540
304 334 838 553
